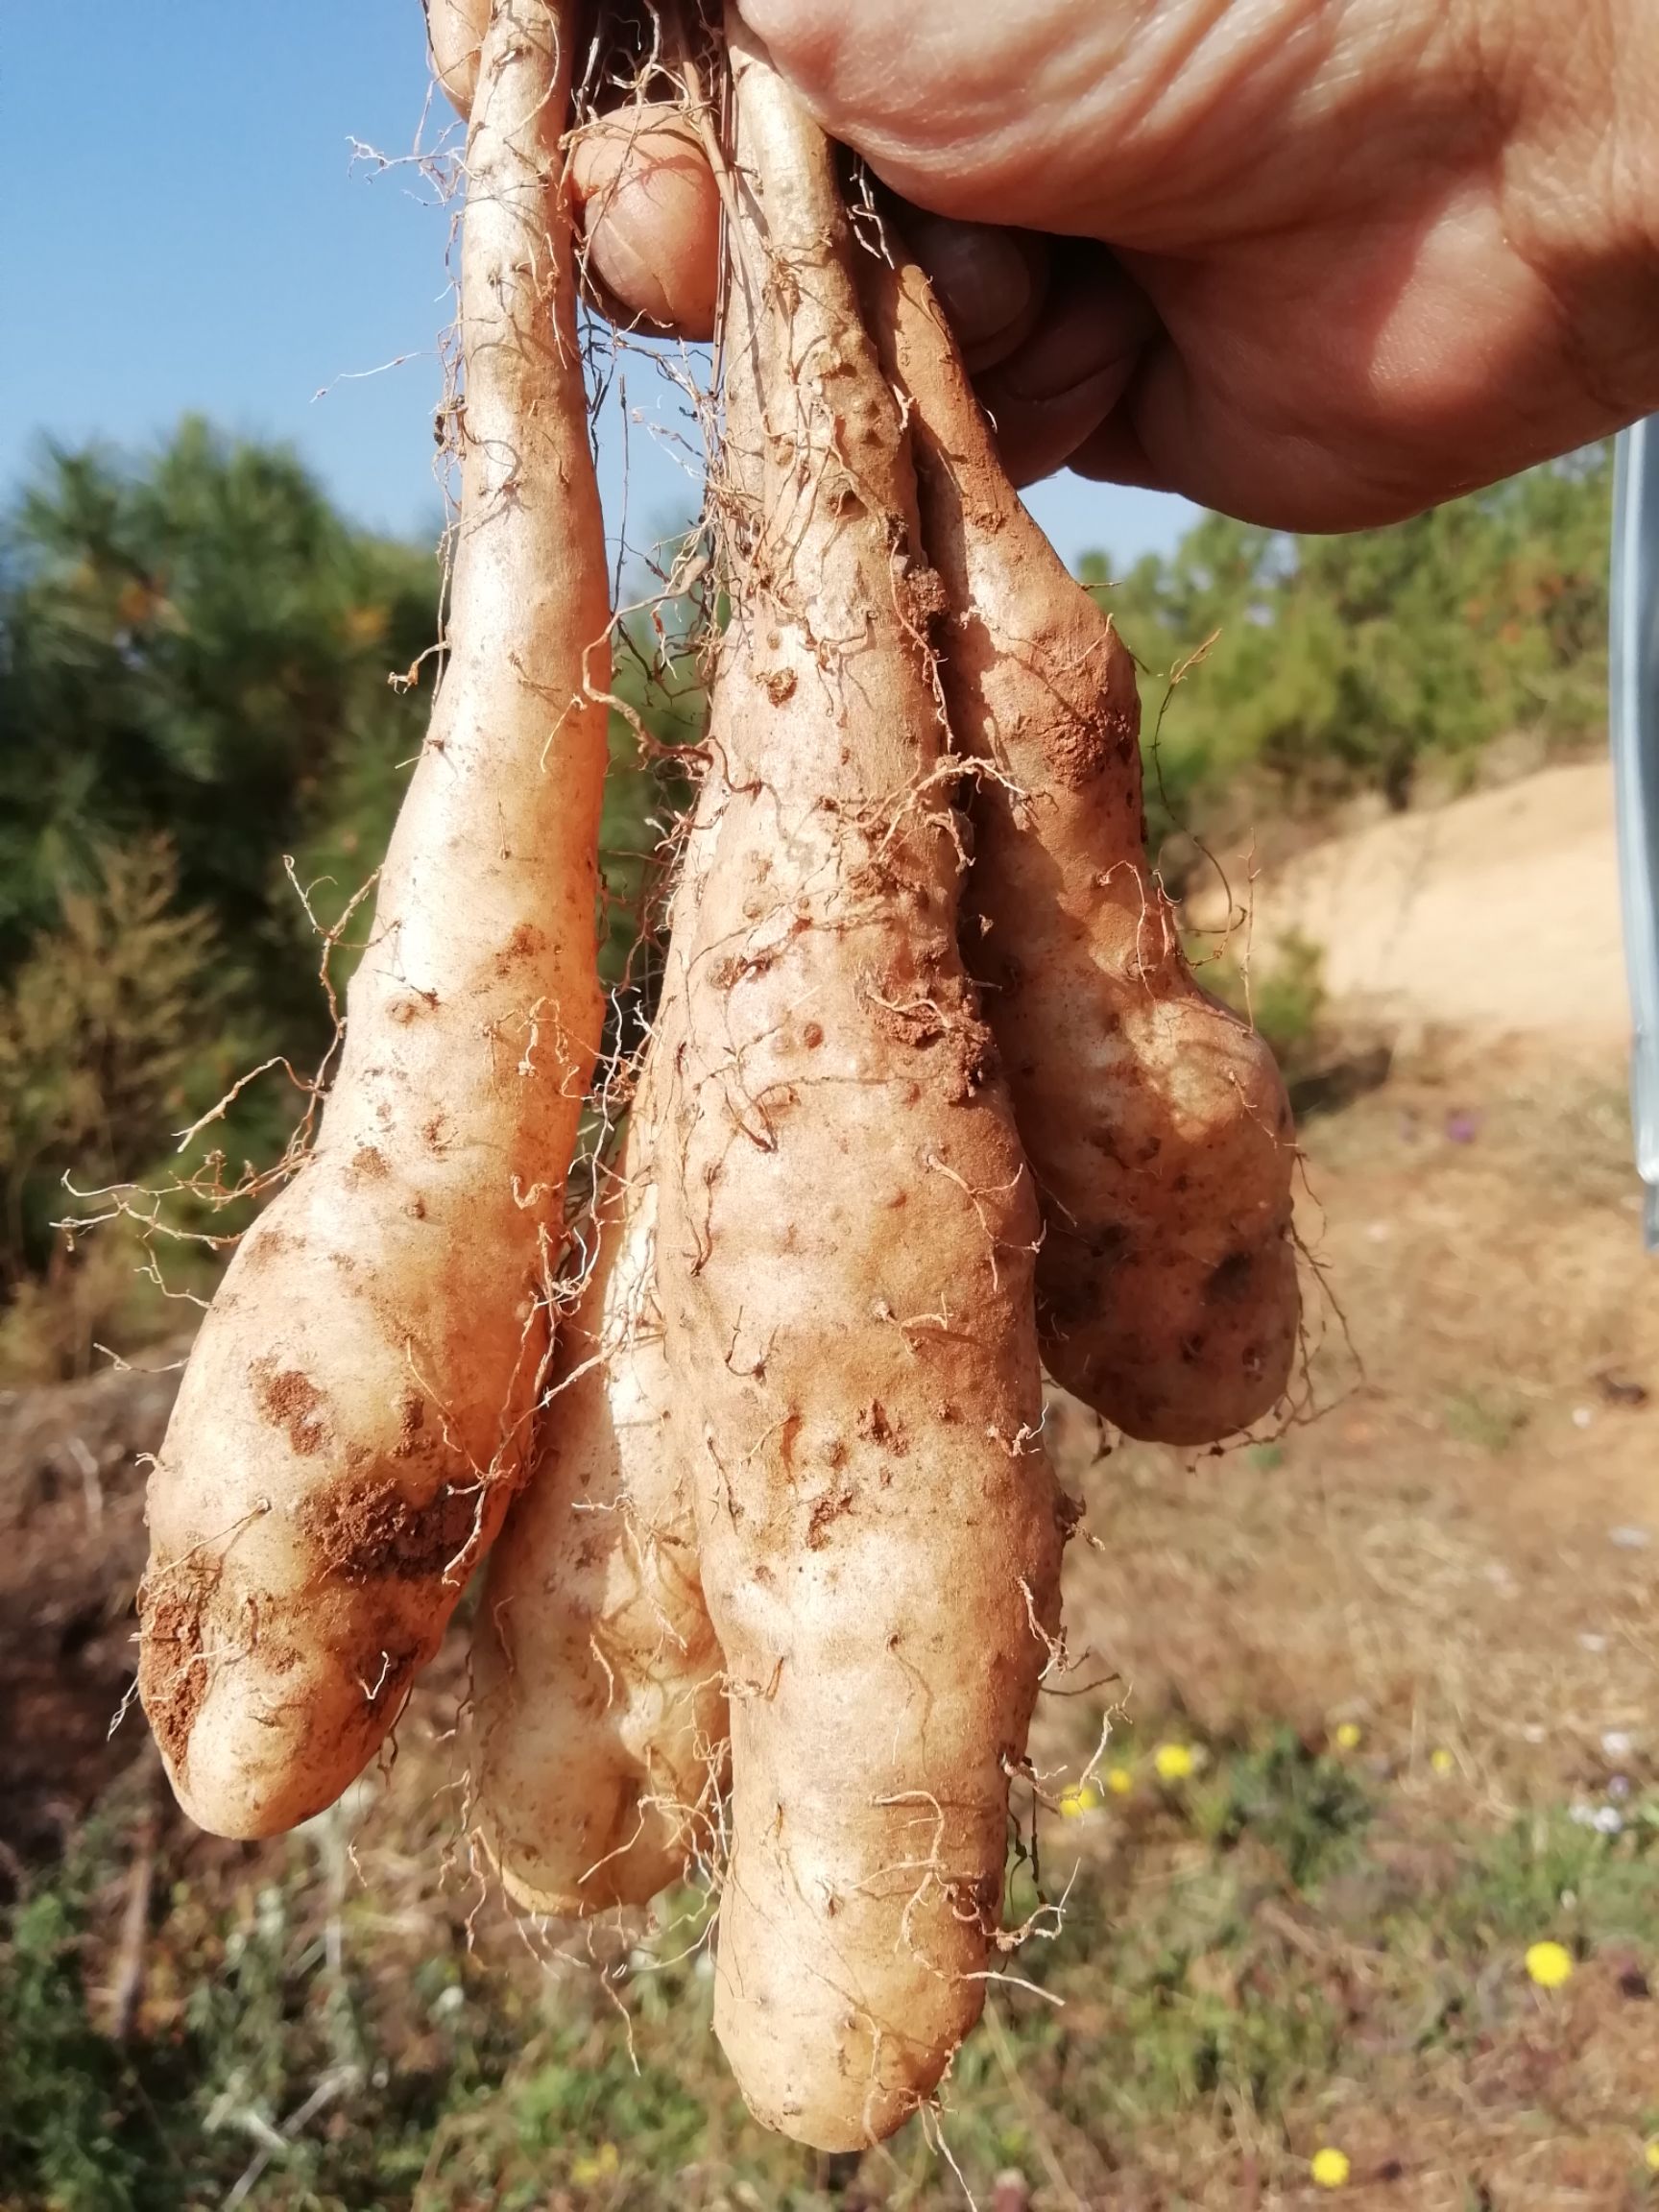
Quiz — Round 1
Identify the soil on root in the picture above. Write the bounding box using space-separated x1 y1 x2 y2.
302 1478 486 1586
134 1574 212 1776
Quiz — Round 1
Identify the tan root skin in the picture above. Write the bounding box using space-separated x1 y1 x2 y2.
471 774 730 1916
656 30 1065 2152
138 0 611 1840
872 258 1300 1446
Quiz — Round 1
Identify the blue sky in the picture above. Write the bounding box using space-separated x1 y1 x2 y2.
1 2 1200 573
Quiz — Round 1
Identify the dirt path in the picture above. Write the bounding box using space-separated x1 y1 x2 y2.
1202 759 1630 1045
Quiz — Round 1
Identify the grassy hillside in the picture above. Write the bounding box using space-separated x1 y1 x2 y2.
1090 445 1611 852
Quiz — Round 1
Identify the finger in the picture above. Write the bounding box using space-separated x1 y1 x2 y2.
902 213 1050 373
974 245 1160 486
1067 408 1168 493
425 0 488 118
568 105 722 343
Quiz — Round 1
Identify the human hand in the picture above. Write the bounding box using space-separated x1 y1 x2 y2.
576 0 1659 529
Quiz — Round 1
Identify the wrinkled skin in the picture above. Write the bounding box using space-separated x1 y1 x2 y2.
569 109 720 341
579 0 1659 522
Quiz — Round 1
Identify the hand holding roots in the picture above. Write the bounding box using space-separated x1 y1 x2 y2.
138 0 1302 2152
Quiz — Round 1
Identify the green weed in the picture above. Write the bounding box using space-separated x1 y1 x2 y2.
1444 1389 1529 1453
7 1732 1657 2209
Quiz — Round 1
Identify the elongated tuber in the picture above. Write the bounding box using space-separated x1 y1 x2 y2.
139 0 612 1839
871 252 1300 1445
471 777 729 1914
656 28 1065 2150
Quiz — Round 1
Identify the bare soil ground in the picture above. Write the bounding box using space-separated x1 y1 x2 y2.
0 1354 181 1865
1194 757 1628 1046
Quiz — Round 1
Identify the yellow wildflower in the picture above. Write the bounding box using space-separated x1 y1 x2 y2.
1310 2147 1351 2188
571 2143 620 2186
1106 1765 1134 1795
1058 1783 1102 1818
1525 1940 1574 1989
1333 1721 1362 1752
1644 2139 1659 2173
1430 1746 1455 1776
1153 1741 1195 1784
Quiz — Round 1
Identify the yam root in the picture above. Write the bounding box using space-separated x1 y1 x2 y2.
870 252 1301 1445
138 0 612 1839
656 28 1065 2150
471 777 729 1915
